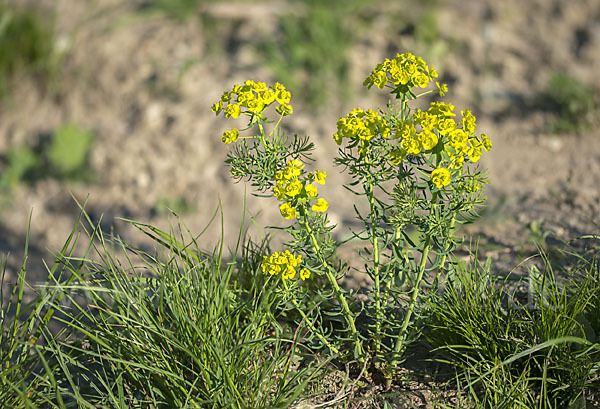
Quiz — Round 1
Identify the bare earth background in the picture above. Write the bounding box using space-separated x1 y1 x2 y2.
1 0 600 302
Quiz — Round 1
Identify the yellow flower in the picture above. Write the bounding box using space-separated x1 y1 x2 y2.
275 89 291 104
431 167 452 188
300 268 311 280
246 98 265 113
285 159 304 179
419 113 438 131
260 89 276 105
467 138 482 162
288 252 302 267
469 147 482 162
280 203 297 219
419 130 439 151
396 122 416 140
225 104 241 119
282 265 296 280
220 91 232 103
448 129 468 148
437 118 456 136
276 104 293 116
374 70 387 88
265 263 281 276
312 198 329 212
461 109 477 134
284 179 302 197
221 128 239 144
333 132 343 145
429 102 456 117
436 82 448 97
273 185 285 200
402 136 422 155
412 72 429 88
314 170 327 184
305 184 318 198
449 152 465 169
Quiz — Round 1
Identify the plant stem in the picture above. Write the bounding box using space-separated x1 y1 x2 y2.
298 206 363 359
365 170 383 357
387 233 431 386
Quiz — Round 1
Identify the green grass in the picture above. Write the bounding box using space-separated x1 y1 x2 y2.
1 204 599 407
0 3 59 98
0 122 94 204
425 242 600 408
538 72 599 133
258 0 374 108
1 204 326 408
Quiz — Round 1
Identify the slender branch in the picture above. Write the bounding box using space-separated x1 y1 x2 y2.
298 206 363 359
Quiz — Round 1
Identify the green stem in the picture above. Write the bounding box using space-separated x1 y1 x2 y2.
257 122 267 146
387 234 431 386
365 170 383 357
436 215 457 280
298 206 363 359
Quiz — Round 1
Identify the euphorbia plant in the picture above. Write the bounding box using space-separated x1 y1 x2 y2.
212 52 492 384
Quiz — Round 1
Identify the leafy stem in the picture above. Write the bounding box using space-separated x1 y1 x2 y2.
297 205 364 360
364 154 384 359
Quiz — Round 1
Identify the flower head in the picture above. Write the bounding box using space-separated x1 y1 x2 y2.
312 198 329 212
279 203 297 219
314 170 327 184
221 128 239 144
261 250 306 283
431 167 452 188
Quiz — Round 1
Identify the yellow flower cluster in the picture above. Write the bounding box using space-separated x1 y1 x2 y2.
273 160 329 219
333 108 390 145
212 80 293 144
363 52 442 92
430 167 451 188
212 80 291 117
261 250 311 281
387 101 492 189
221 128 239 144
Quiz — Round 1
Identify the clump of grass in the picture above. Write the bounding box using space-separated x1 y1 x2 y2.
425 243 600 408
0 210 96 408
0 4 58 97
538 72 599 133
35 206 325 408
258 0 374 108
0 122 94 198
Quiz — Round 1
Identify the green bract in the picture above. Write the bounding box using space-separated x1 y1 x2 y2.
214 52 492 385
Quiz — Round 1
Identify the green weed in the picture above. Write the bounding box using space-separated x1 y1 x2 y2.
30 205 325 408
538 72 599 133
258 0 374 108
47 123 94 179
0 4 58 98
0 123 94 195
425 243 600 408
